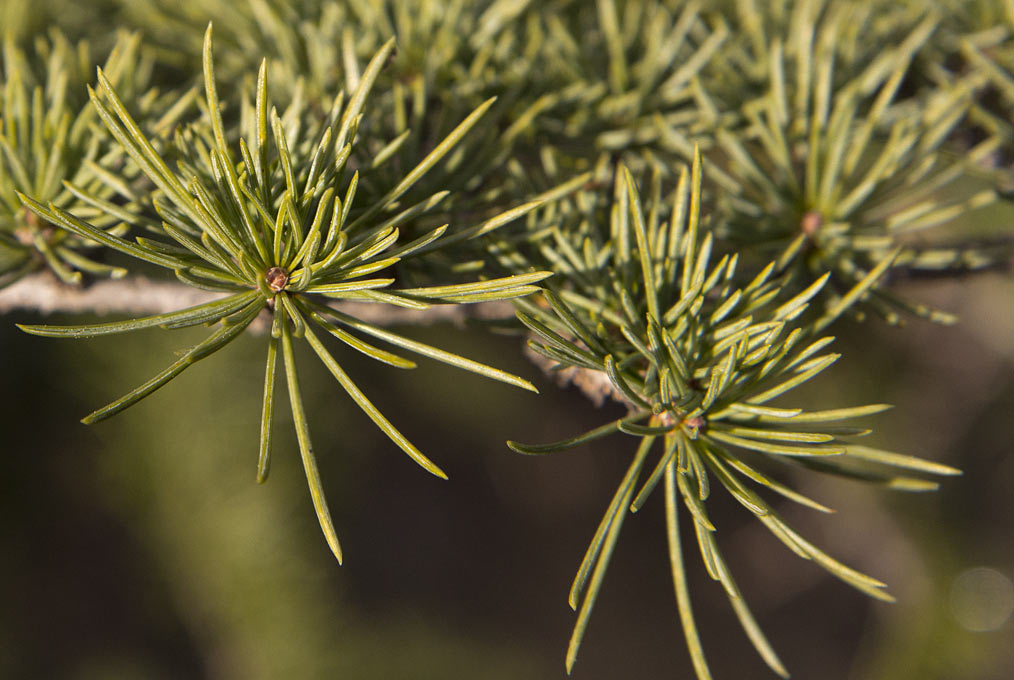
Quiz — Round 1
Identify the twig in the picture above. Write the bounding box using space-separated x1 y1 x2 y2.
1 271 626 407
0 272 516 327
523 340 627 408
0 273 222 316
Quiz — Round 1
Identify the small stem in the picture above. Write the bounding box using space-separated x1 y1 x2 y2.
0 272 516 327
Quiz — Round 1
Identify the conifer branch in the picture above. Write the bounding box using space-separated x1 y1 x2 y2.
0 272 515 326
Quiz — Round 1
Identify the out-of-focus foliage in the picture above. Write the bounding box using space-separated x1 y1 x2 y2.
0 30 193 286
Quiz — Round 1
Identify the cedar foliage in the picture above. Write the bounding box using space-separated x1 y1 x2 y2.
2 1 1012 677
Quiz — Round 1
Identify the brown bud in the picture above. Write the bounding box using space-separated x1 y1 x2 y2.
683 415 706 430
681 415 706 438
265 266 289 292
800 210 823 236
656 411 677 427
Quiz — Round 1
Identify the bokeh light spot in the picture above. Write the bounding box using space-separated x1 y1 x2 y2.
950 567 1014 633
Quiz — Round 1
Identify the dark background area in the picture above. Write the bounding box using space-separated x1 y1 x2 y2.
1 271 1011 680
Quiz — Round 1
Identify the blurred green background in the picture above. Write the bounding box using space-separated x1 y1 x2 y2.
1 271 1011 680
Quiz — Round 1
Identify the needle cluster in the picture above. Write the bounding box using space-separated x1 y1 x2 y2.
18 28 549 563
2 1 1009 678
510 149 960 676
